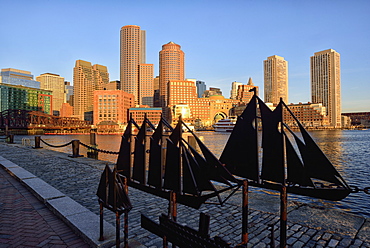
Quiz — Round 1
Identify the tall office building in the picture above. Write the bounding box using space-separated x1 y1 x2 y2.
36 73 65 115
159 41 185 108
0 68 40 88
196 80 206 98
230 81 242 99
139 64 154 106
73 60 109 121
311 49 341 128
120 25 153 105
264 55 288 104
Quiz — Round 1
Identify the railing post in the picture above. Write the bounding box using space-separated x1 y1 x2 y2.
199 213 210 237
6 133 14 144
69 140 83 158
87 132 98 159
33 136 42 149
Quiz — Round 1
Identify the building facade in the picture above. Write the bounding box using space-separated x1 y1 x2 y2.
93 90 135 126
0 68 40 89
159 42 185 108
196 80 206 98
73 60 109 121
284 102 328 128
236 77 259 103
129 107 162 126
0 83 52 114
36 73 65 115
120 25 153 105
230 81 242 100
311 49 341 128
139 64 154 106
264 55 288 104
167 80 238 126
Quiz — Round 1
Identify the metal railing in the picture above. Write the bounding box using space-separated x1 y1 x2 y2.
32 133 119 158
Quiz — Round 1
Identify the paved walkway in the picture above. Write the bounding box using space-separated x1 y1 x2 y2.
0 141 369 247
0 163 89 248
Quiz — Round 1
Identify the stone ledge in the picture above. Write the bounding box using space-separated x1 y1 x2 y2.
23 177 66 202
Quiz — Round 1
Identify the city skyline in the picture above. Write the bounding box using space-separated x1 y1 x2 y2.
1 1 369 112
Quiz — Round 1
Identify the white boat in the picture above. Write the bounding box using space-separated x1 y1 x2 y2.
213 117 237 132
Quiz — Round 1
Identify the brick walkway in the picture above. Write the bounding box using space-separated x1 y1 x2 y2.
0 167 90 248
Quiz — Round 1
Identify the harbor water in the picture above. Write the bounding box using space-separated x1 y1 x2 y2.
15 129 370 219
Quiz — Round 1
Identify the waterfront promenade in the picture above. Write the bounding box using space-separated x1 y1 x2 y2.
0 141 369 247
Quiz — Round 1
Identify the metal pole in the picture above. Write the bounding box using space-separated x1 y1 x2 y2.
242 180 249 244
123 177 129 248
99 202 104 241
34 136 42 148
116 211 120 248
171 191 177 222
269 224 275 248
88 132 98 159
280 185 287 248
70 140 82 157
199 213 210 237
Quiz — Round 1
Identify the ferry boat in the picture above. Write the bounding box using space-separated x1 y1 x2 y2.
213 117 237 132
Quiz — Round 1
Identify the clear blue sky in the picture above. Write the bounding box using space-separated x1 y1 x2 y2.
1 0 369 112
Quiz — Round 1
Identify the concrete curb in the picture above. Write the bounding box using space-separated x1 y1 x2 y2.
0 155 121 248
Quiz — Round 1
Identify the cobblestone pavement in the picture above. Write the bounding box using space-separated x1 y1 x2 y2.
0 142 369 248
0 159 90 248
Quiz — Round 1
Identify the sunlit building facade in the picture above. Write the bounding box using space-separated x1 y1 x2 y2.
167 80 238 126
230 81 242 100
36 73 65 115
284 102 328 128
129 107 162 125
264 55 288 104
236 77 259 103
73 60 109 120
0 83 52 114
0 68 40 89
159 42 185 108
120 25 153 105
139 64 154 106
311 49 341 128
93 90 135 126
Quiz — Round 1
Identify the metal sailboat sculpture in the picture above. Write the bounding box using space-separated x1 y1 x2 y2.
116 115 238 209
220 91 351 201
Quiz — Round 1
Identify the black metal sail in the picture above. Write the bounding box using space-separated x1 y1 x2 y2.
259 100 284 184
181 145 200 195
147 120 163 188
220 94 259 181
187 144 218 191
163 121 182 192
116 121 132 178
132 120 146 184
296 122 348 187
285 134 315 187
192 132 237 185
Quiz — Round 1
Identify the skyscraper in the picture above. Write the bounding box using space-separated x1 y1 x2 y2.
196 80 206 98
159 41 185 108
73 60 109 120
36 73 65 115
120 25 153 105
264 55 288 104
139 64 154 106
230 81 242 99
311 49 341 128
